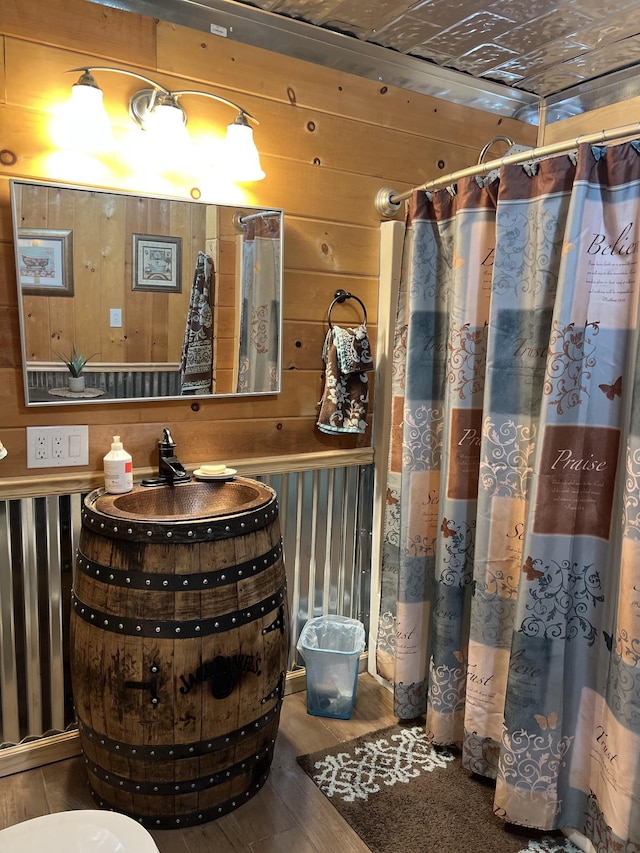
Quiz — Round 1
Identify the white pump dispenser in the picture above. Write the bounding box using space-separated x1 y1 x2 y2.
103 435 133 494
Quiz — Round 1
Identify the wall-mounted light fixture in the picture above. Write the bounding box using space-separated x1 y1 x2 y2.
63 67 265 182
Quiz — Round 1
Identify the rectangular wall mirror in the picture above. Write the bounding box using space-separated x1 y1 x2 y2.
11 179 283 406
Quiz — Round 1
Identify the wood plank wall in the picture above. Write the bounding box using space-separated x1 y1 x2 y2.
0 0 536 490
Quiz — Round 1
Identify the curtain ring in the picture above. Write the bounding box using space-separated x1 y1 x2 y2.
327 289 368 329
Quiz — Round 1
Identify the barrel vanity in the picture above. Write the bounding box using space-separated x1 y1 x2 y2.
70 477 289 829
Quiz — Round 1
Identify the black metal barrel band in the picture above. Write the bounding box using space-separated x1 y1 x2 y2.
85 742 274 797
80 500 278 543
93 765 271 830
77 690 283 760
75 540 283 590
72 585 287 638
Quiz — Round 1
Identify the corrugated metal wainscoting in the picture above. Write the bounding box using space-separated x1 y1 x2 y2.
0 462 373 751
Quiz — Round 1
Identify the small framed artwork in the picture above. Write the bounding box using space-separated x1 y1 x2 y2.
132 234 182 293
17 229 74 296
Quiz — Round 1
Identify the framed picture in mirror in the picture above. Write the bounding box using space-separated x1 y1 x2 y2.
18 228 74 296
132 233 182 293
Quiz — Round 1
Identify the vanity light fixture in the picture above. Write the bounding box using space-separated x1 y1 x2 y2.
65 67 265 182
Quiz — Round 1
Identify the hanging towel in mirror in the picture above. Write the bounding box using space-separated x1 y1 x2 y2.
317 322 373 434
180 252 214 394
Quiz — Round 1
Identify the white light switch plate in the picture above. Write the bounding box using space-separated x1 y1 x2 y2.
26 425 89 468
110 308 122 327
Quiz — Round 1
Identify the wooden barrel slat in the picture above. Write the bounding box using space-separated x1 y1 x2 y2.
70 478 289 828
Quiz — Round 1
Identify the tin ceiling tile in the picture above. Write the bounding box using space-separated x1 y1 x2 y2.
367 15 441 51
563 36 640 78
453 43 520 75
423 12 516 57
494 10 594 54
490 39 589 78
485 0 572 24
515 66 587 97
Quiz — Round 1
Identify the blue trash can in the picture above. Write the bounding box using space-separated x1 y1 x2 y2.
296 615 365 719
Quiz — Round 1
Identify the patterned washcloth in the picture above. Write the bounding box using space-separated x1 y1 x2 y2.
180 252 214 394
317 322 374 434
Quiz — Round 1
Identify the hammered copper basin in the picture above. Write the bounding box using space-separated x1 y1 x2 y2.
91 478 273 523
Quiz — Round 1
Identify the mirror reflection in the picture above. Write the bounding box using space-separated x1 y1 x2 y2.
11 180 283 406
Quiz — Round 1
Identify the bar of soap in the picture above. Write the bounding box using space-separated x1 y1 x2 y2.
200 463 227 475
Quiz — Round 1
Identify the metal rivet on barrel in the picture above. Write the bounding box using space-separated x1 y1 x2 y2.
238 570 243 576
166 531 172 538
221 574 226 580
225 526 231 532
150 750 155 756
241 523 245 528
119 781 124 786
207 528 212 534
135 785 141 791
152 697 159 705
153 786 159 792
126 577 131 584
155 820 161 825
203 579 208 585
147 530 152 537
174 784 180 791
136 625 142 631
226 771 230 777
131 749 137 754
215 621 220 628
145 579 151 586
217 808 223 813
90 614 95 620
232 801 236 807
109 574 114 580
176 819 181 824
113 526 118 532
190 783 196 789
232 617 237 624
198 814 204 820
189 747 194 753
119 623 124 629
241 730 246 736
188 531 194 537
163 580 169 586
195 625 201 632
103 620 109 626
96 568 100 575
183 579 189 586
155 627 161 633
175 627 181 633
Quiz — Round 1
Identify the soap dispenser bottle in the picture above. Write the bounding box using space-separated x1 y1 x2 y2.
103 435 133 494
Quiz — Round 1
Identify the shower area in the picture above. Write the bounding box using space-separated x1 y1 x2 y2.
372 132 640 852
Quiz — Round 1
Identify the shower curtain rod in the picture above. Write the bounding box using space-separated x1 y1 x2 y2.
232 209 281 231
374 120 640 217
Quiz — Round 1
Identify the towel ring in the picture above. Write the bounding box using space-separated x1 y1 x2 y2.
327 289 368 329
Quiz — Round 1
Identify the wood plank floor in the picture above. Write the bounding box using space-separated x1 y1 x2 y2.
0 674 396 852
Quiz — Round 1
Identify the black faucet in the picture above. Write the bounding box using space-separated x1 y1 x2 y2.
141 428 191 487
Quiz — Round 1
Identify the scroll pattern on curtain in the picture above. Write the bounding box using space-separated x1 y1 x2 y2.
377 141 640 850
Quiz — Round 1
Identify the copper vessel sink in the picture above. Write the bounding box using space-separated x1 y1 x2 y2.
92 478 273 523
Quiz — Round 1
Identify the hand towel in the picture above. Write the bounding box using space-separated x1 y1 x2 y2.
317 322 373 435
180 252 214 394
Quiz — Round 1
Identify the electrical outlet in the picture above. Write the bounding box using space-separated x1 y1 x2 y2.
27 426 89 468
35 434 48 460
52 434 64 459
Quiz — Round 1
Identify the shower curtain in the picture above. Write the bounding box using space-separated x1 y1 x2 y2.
377 141 640 850
237 216 280 393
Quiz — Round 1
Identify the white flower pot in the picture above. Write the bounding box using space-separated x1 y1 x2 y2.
68 375 85 393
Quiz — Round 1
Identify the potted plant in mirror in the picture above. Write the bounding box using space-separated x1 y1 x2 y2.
56 345 99 393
